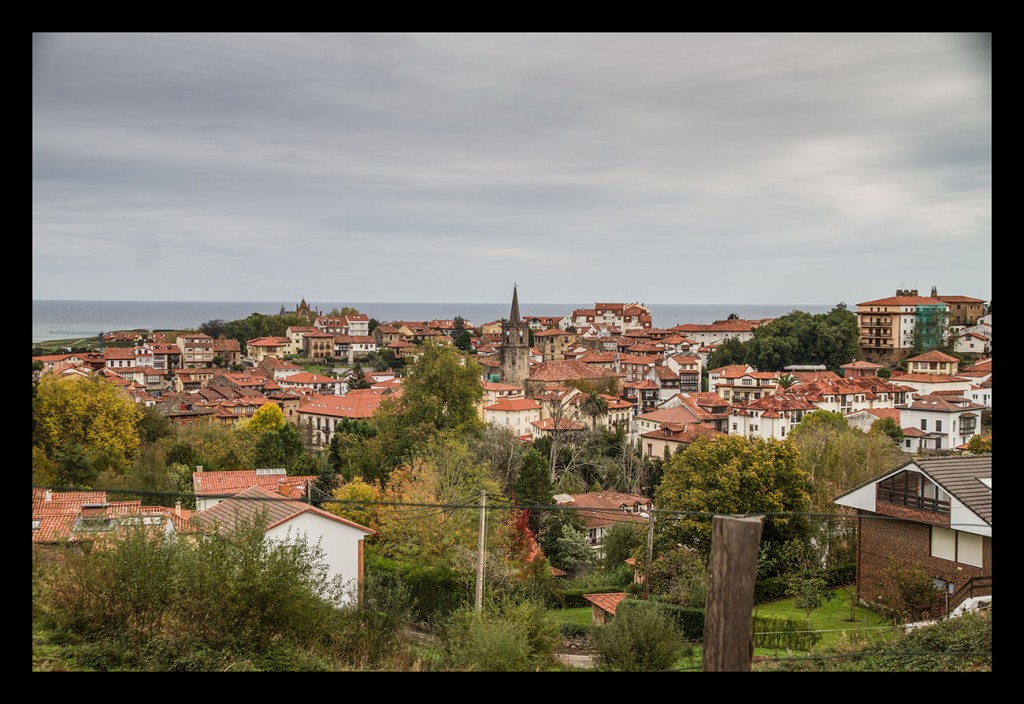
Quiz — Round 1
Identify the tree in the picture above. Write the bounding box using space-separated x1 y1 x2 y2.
790 413 905 513
578 390 610 430
654 435 811 564
373 434 498 568
325 476 381 530
347 363 372 389
513 448 554 533
454 329 473 351
326 306 362 317
966 434 992 453
705 337 746 370
34 375 144 480
392 341 484 439
198 318 228 339
776 373 798 390
240 402 286 435
785 573 836 619
137 405 174 443
538 509 594 574
252 422 307 473
600 522 643 572
870 416 903 445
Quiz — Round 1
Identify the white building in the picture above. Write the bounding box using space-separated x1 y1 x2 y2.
896 394 986 453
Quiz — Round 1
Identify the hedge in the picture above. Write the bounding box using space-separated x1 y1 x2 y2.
365 554 471 626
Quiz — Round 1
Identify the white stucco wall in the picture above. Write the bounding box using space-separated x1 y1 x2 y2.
265 512 368 606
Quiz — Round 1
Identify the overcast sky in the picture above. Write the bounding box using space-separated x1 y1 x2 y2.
33 33 991 306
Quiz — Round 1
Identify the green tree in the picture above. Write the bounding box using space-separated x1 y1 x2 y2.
776 373 799 390
705 336 747 370
34 375 144 479
600 522 643 572
137 405 174 443
578 390 610 430
454 329 473 351
326 306 362 317
347 363 372 389
870 416 904 445
513 448 554 533
253 422 308 473
392 341 484 440
785 573 836 619
655 435 811 564
790 412 905 513
966 434 992 453
198 318 228 338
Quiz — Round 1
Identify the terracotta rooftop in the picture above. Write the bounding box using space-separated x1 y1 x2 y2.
582 592 628 615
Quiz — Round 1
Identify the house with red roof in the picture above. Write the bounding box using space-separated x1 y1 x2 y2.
33 488 192 545
640 422 723 458
298 388 401 447
896 393 986 453
191 467 317 511
729 393 819 440
554 491 653 549
669 318 768 346
192 486 375 607
483 397 542 438
906 350 960 376
276 372 346 395
246 336 292 364
855 290 950 365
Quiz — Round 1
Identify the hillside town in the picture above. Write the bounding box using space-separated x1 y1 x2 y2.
33 286 992 456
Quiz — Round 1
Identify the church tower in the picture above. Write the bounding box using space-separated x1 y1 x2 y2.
499 285 531 386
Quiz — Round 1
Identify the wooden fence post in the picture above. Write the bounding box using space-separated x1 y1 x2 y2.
702 515 764 672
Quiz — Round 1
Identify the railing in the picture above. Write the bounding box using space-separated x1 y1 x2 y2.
877 489 950 513
949 576 992 613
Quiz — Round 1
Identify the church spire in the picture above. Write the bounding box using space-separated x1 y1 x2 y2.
509 284 521 324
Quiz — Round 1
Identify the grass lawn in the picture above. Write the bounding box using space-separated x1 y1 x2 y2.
752 585 890 652
546 606 593 628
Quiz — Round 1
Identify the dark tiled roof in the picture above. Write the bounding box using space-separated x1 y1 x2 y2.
916 456 992 527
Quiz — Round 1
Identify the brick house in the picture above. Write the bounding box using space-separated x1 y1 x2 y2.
834 455 991 618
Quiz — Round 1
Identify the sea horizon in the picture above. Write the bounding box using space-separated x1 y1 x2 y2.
33 299 837 345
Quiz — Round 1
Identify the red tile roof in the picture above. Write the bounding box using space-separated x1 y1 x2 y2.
907 350 959 363
582 592 628 615
486 398 542 412
193 486 375 535
192 470 317 499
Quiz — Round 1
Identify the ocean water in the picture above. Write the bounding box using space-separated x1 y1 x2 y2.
32 300 834 344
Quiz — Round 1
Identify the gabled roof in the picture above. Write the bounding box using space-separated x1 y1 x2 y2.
907 350 959 363
192 486 375 535
582 592 628 615
486 398 541 412
834 455 991 531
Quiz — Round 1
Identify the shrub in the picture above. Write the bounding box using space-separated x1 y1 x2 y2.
442 599 561 671
592 599 687 671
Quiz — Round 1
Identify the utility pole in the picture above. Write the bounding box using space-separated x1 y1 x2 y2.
475 490 486 615
702 515 763 672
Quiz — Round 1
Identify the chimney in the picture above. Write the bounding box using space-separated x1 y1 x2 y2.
278 478 291 497
196 465 203 473
931 286 938 298
44 488 52 502
174 501 182 516
181 403 187 412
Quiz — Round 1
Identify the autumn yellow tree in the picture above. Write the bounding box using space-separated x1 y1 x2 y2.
324 476 381 531
33 375 144 484
238 402 286 435
374 434 499 568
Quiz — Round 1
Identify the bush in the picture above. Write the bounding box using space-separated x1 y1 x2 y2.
365 553 470 627
752 614 821 651
754 575 790 604
592 599 687 671
442 599 562 672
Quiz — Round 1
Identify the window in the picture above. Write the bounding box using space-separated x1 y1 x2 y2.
921 419 928 431
905 439 911 448
931 526 956 561
935 420 942 432
958 532 983 568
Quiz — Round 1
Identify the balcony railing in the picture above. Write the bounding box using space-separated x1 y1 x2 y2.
878 488 950 513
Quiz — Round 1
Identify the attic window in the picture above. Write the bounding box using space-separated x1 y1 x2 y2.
32 519 41 530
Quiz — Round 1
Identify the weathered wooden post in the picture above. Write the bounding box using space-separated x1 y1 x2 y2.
702 515 764 672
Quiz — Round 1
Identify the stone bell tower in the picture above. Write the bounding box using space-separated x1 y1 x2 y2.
499 285 531 386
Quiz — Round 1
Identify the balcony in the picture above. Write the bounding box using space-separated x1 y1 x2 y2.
878 488 950 514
